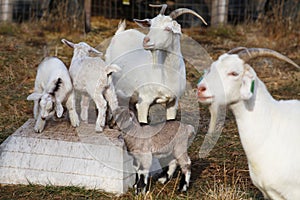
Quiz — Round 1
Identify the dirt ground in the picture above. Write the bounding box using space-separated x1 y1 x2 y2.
0 15 299 199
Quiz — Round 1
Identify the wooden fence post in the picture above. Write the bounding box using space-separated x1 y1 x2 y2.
84 0 91 33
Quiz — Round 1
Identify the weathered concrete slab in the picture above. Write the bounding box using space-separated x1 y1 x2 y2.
0 119 135 194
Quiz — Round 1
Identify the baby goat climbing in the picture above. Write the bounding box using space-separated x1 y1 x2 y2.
27 57 79 133
62 39 120 132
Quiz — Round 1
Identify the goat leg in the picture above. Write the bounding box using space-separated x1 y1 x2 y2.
177 154 191 192
94 96 107 132
66 91 79 127
166 99 178 120
80 94 90 123
34 114 46 133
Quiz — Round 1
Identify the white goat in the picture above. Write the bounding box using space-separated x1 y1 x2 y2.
27 57 79 133
197 47 300 200
61 39 121 132
113 106 196 194
105 4 207 124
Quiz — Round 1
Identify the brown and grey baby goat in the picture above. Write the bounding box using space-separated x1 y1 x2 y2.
113 106 196 194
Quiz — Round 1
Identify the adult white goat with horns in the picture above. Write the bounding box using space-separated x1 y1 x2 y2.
197 47 300 200
105 4 207 123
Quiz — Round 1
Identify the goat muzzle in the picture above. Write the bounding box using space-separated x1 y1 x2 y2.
143 36 150 44
143 36 154 49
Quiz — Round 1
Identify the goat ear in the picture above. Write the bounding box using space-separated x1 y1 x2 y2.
133 19 151 28
88 47 103 55
116 19 126 35
27 93 42 101
56 103 64 118
171 21 182 34
240 66 256 100
61 39 75 49
105 64 121 75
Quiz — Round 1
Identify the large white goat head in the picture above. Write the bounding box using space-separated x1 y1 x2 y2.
197 47 299 158
61 39 102 57
27 78 64 120
197 47 300 106
134 4 207 51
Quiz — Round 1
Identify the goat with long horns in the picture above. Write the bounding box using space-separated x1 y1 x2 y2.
105 4 207 124
198 47 300 199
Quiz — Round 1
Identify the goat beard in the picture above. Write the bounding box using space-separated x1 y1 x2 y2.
199 103 226 158
152 50 159 65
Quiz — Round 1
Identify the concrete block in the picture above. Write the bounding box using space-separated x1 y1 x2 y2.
0 119 135 195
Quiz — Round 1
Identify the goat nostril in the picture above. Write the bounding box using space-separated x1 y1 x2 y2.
143 37 150 44
198 86 206 93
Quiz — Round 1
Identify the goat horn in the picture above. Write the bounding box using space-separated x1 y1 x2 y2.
169 8 208 25
236 48 300 69
149 4 167 15
227 47 248 54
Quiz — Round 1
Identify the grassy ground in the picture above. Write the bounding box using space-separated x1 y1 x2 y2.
0 15 299 199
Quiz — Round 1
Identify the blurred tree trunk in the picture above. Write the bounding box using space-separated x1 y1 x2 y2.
85 0 91 33
1 0 14 22
211 0 228 26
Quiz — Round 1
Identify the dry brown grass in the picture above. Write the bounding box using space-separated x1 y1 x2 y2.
0 7 299 199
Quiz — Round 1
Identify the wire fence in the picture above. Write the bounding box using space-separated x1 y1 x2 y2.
92 0 300 27
0 0 299 27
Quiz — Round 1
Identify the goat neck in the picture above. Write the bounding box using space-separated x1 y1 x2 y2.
157 34 182 68
114 108 141 137
229 78 276 158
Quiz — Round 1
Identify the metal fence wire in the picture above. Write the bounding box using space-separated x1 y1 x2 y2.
0 0 299 27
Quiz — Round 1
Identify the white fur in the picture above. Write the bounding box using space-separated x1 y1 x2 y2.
62 39 121 132
198 53 300 200
27 57 79 133
105 13 186 124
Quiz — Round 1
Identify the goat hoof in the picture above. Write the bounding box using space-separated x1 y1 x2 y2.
95 127 103 133
139 122 148 126
81 120 88 124
178 185 188 192
34 127 43 133
158 177 169 184
71 119 80 127
135 187 146 195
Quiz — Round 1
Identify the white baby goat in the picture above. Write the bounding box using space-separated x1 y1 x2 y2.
197 47 300 200
27 57 79 133
105 4 207 124
113 106 196 194
62 39 121 132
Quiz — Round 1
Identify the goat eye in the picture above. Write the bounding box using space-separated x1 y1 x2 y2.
228 71 239 76
164 27 172 32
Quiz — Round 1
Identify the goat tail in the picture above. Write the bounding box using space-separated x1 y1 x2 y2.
105 64 122 75
116 20 126 35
